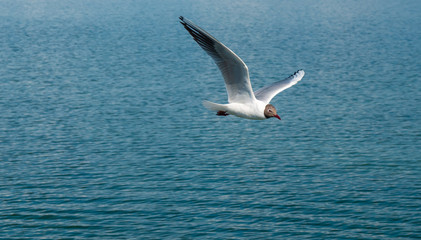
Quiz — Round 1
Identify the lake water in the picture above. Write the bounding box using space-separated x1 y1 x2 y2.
1 0 420 239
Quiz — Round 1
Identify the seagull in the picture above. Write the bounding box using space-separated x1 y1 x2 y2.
179 16 304 120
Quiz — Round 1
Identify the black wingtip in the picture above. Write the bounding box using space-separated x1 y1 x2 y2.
179 16 186 24
179 16 187 27
290 69 304 78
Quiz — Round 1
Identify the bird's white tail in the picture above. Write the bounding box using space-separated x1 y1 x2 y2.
203 101 228 112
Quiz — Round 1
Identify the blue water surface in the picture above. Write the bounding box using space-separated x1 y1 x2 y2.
1 0 420 239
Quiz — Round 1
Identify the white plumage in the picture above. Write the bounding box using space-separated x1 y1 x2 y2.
180 16 304 120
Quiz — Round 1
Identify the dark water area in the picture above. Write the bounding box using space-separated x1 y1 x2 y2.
1 0 420 239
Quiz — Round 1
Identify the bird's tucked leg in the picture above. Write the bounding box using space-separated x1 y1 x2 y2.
216 111 229 116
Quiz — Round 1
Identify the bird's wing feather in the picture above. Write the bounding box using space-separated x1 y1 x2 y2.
180 16 256 104
254 70 305 104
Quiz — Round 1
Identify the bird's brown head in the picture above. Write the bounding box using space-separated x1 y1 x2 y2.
264 104 281 120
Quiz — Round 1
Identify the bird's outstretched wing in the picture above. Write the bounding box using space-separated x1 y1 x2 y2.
179 16 256 104
254 70 305 104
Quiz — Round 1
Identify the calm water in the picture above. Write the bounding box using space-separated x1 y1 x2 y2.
1 0 420 239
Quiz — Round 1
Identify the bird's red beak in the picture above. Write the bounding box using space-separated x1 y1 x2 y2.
275 115 281 120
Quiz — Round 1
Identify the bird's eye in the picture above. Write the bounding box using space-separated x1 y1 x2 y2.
268 109 272 112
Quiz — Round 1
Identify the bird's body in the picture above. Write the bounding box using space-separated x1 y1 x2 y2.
203 100 267 120
179 16 305 120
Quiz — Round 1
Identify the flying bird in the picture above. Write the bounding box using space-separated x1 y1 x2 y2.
179 16 304 120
